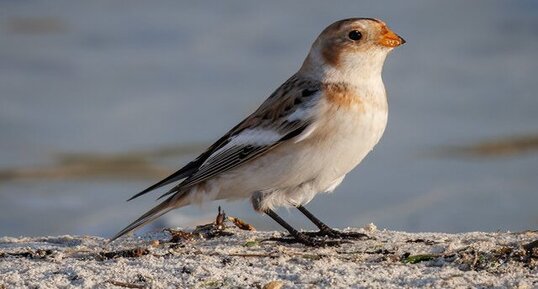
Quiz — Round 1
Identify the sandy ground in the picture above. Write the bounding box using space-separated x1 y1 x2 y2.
1 223 537 289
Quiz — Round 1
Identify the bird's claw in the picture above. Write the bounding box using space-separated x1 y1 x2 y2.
266 232 348 247
303 229 372 240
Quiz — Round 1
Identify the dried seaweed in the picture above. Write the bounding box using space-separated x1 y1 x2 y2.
97 247 149 260
405 238 437 245
402 253 437 264
228 216 256 231
0 249 54 259
165 229 195 243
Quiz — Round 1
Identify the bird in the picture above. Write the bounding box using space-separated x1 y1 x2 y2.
111 18 405 246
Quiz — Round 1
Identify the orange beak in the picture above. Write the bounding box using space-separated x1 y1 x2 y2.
379 28 405 48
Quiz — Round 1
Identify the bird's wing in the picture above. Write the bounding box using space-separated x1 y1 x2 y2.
167 77 322 194
126 124 245 201
127 75 322 201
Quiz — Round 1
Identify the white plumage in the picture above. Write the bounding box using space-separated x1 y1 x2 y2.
111 18 404 242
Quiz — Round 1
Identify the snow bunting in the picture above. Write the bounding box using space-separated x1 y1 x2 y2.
111 18 405 245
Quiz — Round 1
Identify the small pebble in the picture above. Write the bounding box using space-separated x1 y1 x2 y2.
363 223 377 232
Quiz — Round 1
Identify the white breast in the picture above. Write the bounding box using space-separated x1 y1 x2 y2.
197 81 388 211
307 90 388 188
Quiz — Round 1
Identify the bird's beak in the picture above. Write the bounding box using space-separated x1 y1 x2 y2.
378 28 406 48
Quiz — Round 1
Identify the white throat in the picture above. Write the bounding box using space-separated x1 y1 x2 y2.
299 47 390 102
300 46 390 86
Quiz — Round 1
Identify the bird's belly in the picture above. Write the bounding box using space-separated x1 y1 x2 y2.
295 107 388 188
219 105 388 195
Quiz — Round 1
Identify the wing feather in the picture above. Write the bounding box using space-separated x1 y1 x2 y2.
168 119 313 192
129 75 322 201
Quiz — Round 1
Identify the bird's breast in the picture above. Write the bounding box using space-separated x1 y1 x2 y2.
212 83 388 195
307 92 388 180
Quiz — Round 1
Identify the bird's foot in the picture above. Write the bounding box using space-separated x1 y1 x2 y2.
303 228 371 240
295 232 344 247
267 232 345 247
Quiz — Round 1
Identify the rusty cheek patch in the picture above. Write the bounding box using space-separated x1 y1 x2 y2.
321 41 341 67
323 83 362 108
321 41 360 68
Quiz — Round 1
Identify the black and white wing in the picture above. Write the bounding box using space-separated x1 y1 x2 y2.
128 75 322 201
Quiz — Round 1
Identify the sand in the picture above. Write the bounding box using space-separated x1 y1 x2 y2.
1 223 537 289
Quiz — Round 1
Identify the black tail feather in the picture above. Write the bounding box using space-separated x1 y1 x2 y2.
110 193 187 242
126 166 196 201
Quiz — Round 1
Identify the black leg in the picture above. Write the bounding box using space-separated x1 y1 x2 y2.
296 205 369 240
296 205 334 232
265 209 340 247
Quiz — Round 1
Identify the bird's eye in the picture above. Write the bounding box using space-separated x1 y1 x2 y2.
348 30 362 41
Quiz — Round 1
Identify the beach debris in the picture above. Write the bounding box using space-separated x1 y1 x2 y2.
454 244 536 271
406 238 437 245
402 253 437 264
215 206 226 230
106 275 150 289
196 228 234 239
228 216 256 231
166 207 237 243
97 247 149 260
191 207 234 239
0 249 54 259
166 229 195 243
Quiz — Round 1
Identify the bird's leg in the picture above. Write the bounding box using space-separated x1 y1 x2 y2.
296 205 369 239
264 209 340 247
296 205 334 233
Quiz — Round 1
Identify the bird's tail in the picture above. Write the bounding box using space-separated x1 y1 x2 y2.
109 192 189 242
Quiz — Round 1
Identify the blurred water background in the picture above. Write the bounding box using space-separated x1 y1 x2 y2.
1 1 537 238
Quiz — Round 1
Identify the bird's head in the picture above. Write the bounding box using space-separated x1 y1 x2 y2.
301 18 405 82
